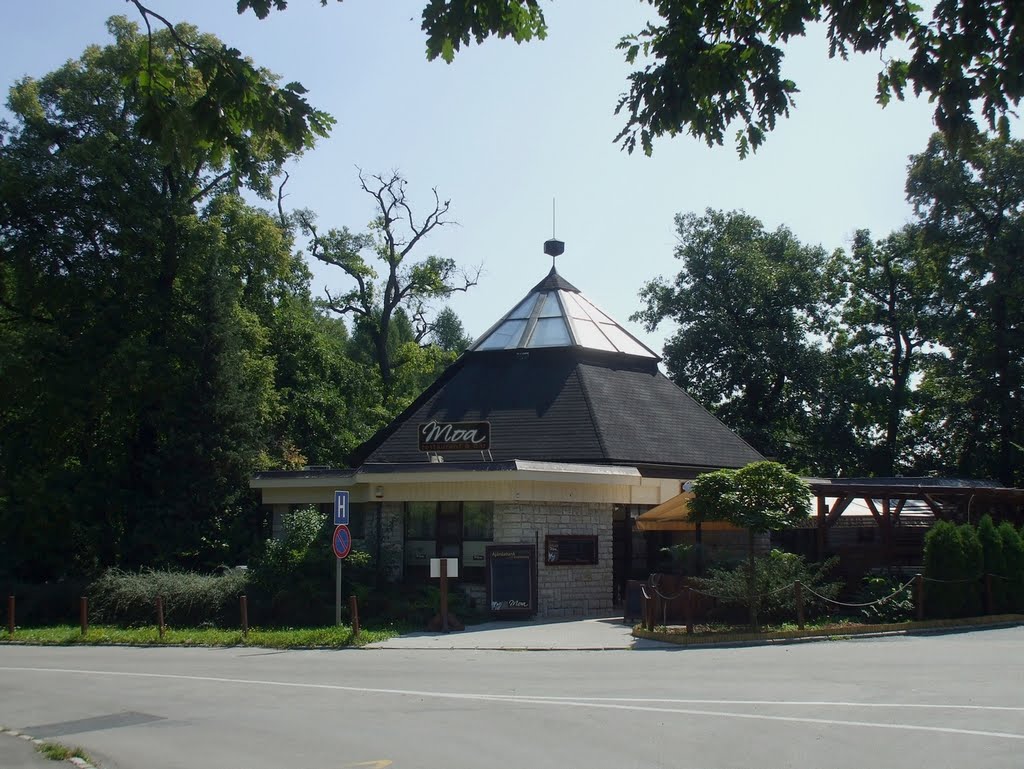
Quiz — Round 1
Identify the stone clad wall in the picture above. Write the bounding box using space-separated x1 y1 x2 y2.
494 501 614 618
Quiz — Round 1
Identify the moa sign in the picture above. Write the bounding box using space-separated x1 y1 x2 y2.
418 420 490 451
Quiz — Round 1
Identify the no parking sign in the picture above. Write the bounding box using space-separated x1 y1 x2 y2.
332 525 352 559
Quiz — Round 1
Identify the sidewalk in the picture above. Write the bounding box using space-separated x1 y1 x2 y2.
364 615 667 650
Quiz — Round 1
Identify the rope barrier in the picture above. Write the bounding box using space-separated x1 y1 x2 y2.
922 572 1011 583
922 575 981 584
642 571 1012 611
651 585 688 601
802 576 916 609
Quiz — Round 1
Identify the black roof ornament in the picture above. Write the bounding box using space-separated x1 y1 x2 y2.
544 198 564 267
544 238 564 259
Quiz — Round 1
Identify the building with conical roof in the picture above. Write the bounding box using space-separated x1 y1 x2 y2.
252 245 763 618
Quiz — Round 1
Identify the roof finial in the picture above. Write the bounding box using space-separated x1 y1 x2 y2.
543 197 564 269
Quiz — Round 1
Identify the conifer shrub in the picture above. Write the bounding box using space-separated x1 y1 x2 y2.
977 514 1009 612
998 521 1024 612
923 521 982 617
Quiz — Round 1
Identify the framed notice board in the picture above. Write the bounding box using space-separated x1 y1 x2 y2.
545 535 598 565
486 544 536 618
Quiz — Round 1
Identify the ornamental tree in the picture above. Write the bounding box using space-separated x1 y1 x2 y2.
689 461 811 629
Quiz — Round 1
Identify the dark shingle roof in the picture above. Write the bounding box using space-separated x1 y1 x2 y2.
351 349 762 472
350 267 763 473
531 267 580 293
576 363 763 468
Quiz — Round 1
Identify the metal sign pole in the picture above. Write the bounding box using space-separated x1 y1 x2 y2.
335 557 342 626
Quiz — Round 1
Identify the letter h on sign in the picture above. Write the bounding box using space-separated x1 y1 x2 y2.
334 490 349 526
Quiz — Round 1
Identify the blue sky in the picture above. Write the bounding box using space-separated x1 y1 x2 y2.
0 1 967 356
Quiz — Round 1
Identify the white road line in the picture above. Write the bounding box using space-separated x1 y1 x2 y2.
1 666 1021 741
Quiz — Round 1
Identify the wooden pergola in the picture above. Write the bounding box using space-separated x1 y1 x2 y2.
808 479 1024 557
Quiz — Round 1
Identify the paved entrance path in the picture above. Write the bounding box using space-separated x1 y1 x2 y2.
365 615 665 650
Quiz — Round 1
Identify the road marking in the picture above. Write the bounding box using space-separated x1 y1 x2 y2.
1 667 1021 742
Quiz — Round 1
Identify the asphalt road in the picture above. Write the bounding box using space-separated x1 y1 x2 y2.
1 628 1022 769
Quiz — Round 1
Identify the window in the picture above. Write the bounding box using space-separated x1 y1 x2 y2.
405 502 437 539
545 535 599 565
348 502 368 539
463 501 494 540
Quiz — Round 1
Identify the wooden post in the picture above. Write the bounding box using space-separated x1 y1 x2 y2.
80 597 88 637
915 574 925 621
156 595 165 640
440 558 449 633
795 580 805 630
684 587 694 634
984 573 993 615
240 595 249 638
7 595 14 635
349 594 360 637
882 498 893 571
816 496 828 558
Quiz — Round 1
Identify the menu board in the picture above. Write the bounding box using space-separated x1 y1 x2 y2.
486 545 536 617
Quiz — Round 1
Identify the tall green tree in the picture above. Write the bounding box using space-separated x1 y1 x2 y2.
238 0 1022 156
430 305 473 353
905 132 1024 485
632 209 842 466
0 18 333 578
836 226 938 475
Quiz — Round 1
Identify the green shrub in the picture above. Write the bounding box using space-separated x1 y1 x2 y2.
88 568 249 627
923 521 982 617
998 522 1024 612
978 515 1010 612
693 549 841 624
857 574 915 624
247 506 381 626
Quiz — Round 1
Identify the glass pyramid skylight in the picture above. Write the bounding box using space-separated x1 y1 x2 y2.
469 267 658 359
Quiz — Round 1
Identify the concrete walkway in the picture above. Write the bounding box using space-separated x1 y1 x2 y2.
365 615 668 650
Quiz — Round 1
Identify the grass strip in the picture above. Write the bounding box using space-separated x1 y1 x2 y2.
633 613 1024 646
36 741 90 762
0 623 404 648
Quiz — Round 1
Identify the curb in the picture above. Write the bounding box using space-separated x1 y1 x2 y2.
362 644 634 651
0 726 99 769
632 614 1024 648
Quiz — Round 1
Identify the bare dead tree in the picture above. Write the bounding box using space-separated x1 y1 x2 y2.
299 170 479 399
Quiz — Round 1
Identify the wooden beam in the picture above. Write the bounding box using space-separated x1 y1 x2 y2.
893 498 907 522
826 497 854 526
920 493 945 517
865 498 883 523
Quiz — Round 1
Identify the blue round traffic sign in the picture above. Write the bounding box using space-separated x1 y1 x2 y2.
332 525 352 559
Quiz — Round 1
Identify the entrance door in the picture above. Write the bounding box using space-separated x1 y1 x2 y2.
437 501 463 563
612 518 631 604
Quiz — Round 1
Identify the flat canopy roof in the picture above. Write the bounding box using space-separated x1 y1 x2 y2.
807 478 1024 503
251 458 644 489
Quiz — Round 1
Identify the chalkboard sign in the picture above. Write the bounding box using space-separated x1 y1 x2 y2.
486 545 536 617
